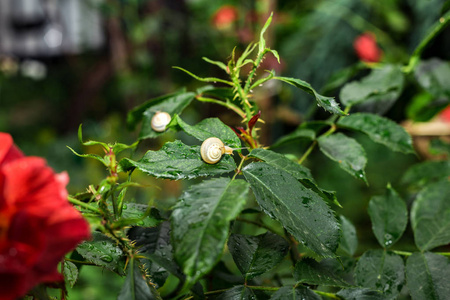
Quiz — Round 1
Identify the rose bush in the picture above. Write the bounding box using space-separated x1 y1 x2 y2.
0 133 91 300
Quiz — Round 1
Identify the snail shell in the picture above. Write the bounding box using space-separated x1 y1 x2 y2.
151 112 171 132
200 137 233 164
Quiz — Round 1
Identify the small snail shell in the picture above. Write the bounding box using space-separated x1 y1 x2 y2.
151 112 171 132
200 137 233 164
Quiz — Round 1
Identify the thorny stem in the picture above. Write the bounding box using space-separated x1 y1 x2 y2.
68 196 101 214
196 96 246 119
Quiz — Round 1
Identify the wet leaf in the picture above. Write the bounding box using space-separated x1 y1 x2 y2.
169 115 241 149
76 231 126 276
318 133 368 183
118 259 162 300
294 257 351 287
340 65 404 114
243 162 340 258
368 185 407 248
120 140 236 180
354 250 405 300
270 286 320 300
415 58 450 99
118 204 163 228
406 252 450 300
337 288 385 300
127 222 177 288
228 232 289 280
126 90 195 139
63 261 78 288
271 128 315 148
171 178 249 287
274 76 346 115
216 285 256 300
410 179 450 251
249 148 338 205
339 215 358 256
338 113 414 154
401 160 450 188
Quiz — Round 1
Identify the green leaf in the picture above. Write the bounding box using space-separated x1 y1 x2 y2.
169 115 241 149
228 232 289 280
406 252 450 300
368 185 408 248
410 179 450 251
118 259 162 300
67 146 108 167
402 160 450 188
119 140 236 180
217 285 256 300
63 261 78 288
197 86 234 101
242 162 340 258
271 128 315 148
339 215 358 256
406 91 446 122
248 148 339 205
173 66 233 86
337 288 385 300
414 58 450 99
338 113 415 154
354 250 405 300
294 257 351 287
126 90 195 139
118 204 163 228
318 133 368 183
340 65 404 114
270 286 320 300
171 178 249 286
76 232 126 275
127 222 180 288
274 76 346 115
202 57 227 72
259 13 273 55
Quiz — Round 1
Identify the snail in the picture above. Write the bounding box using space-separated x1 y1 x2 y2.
151 111 171 132
200 137 233 164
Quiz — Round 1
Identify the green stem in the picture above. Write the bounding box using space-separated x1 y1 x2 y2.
243 52 265 95
232 156 247 180
392 250 412 257
246 285 280 291
68 196 101 214
298 124 337 164
403 11 450 73
65 258 96 266
196 96 246 119
298 141 317 164
314 290 341 299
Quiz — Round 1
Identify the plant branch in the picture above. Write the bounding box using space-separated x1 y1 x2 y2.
403 10 450 73
196 96 246 119
68 196 101 214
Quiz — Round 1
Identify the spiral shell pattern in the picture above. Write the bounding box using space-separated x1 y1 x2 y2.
201 137 227 164
151 112 171 132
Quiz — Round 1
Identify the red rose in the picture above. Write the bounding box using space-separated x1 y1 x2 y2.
353 32 382 63
0 133 91 300
212 5 238 30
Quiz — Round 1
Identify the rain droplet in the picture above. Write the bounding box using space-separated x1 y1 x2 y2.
100 255 113 263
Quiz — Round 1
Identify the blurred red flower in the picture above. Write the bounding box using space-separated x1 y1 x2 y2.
212 5 238 30
0 133 91 300
353 32 382 63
